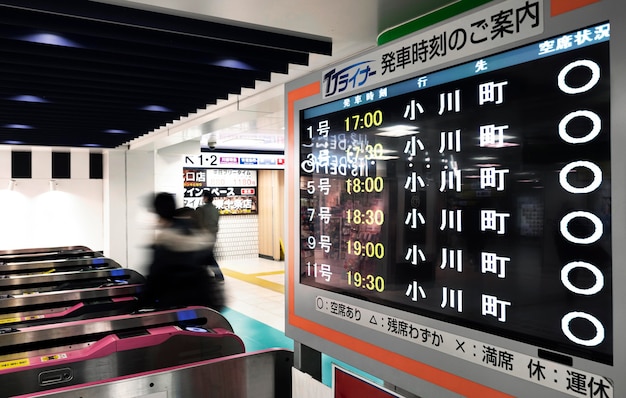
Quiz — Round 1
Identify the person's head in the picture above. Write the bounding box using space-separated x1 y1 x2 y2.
153 192 176 221
202 190 214 204
175 206 201 229
174 206 195 218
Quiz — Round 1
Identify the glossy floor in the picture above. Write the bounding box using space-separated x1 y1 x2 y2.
218 256 287 333
218 257 294 354
217 256 382 389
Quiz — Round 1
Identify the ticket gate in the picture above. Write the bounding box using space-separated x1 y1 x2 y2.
0 268 145 296
0 257 122 277
0 246 102 264
0 284 143 328
12 348 294 398
0 246 93 256
0 306 244 397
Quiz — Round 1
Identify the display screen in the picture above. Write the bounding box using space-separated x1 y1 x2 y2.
299 23 611 364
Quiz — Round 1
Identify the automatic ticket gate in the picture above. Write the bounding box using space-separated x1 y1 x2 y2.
13 348 294 398
0 268 144 297
0 306 244 397
0 246 102 264
0 284 143 328
0 257 122 278
0 246 93 256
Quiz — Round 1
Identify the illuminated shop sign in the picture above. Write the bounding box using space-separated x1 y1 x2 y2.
183 168 258 215
184 152 285 170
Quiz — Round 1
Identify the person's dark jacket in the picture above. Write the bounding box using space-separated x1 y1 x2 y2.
141 217 218 309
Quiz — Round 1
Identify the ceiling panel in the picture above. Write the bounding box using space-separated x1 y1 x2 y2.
0 0 331 148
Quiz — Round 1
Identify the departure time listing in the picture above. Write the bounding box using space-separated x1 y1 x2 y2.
298 23 612 365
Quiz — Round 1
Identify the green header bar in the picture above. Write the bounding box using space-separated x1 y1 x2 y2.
377 0 494 45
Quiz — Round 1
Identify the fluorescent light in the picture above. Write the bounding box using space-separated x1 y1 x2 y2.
376 124 419 137
481 142 520 148
372 155 400 161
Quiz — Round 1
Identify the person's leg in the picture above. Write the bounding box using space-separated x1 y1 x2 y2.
207 249 224 281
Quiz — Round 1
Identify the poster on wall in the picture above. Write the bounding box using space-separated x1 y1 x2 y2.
183 168 258 215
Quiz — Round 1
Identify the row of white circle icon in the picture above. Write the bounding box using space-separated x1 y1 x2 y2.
557 58 606 348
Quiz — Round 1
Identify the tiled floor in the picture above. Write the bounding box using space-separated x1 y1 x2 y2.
218 256 286 332
217 256 381 388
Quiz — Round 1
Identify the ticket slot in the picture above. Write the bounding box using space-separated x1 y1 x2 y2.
0 250 102 264
0 296 141 329
0 269 145 296
0 257 122 277
38 367 73 386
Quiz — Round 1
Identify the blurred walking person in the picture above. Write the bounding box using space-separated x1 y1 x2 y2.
141 192 218 310
196 190 224 281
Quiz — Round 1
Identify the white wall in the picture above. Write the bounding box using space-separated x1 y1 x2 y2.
0 145 261 268
0 180 104 250
122 150 157 276
0 146 104 251
103 150 128 264
155 152 184 200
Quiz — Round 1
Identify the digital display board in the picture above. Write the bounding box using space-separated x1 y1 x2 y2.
299 21 611 366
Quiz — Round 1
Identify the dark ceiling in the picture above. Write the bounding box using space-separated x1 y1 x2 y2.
0 0 332 148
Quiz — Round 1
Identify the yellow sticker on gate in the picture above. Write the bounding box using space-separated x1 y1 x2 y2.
0 317 20 325
24 315 45 321
41 353 67 362
0 358 30 369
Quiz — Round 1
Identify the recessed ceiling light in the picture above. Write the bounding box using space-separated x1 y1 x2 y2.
210 59 255 71
21 33 82 48
9 95 48 103
141 105 172 112
4 124 33 129
104 129 128 134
